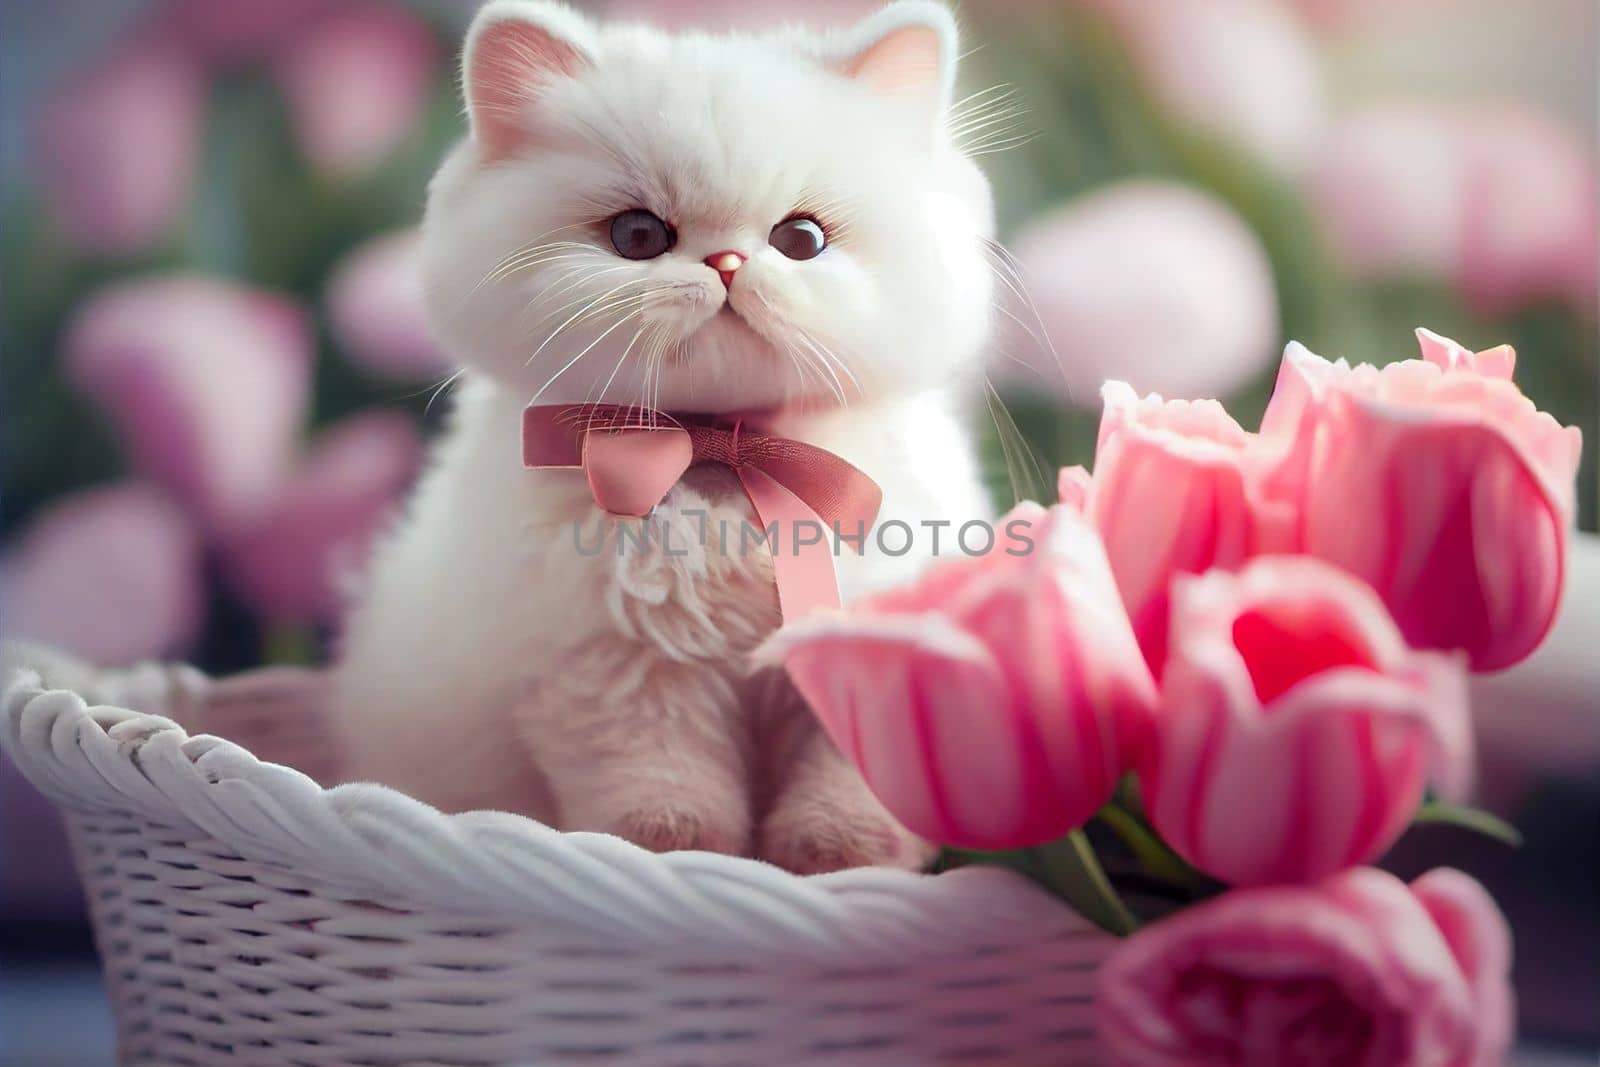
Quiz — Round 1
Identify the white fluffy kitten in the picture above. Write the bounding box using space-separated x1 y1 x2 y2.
333 0 996 872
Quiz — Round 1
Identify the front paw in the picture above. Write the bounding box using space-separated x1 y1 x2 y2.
757 797 930 875
608 803 751 857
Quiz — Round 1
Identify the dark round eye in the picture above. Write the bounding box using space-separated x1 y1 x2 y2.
610 209 675 260
770 216 827 261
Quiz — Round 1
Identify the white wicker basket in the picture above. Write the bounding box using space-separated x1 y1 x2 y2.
0 650 1114 1067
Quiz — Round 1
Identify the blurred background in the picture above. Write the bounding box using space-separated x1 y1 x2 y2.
1 0 1595 1063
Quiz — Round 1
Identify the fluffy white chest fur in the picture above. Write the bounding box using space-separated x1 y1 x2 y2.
334 378 988 814
331 0 999 872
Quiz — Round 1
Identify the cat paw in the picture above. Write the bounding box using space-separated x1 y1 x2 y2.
757 802 930 875
608 804 750 857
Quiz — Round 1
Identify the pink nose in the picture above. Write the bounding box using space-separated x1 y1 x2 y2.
705 250 747 287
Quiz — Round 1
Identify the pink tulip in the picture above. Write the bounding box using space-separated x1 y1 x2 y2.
1001 182 1279 405
155 0 338 66
601 0 879 29
761 503 1158 850
1098 867 1513 1066
0 484 203 666
35 39 204 256
1138 557 1472 887
1304 102 1469 283
1262 330 1583 670
1458 106 1599 315
271 4 439 180
1084 0 1325 171
1308 102 1597 313
1286 0 1453 30
327 229 452 380
65 275 314 532
1061 382 1294 674
220 411 423 625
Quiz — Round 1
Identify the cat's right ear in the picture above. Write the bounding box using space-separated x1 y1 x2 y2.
464 1 594 163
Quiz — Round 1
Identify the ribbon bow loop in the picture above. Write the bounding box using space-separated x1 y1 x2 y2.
523 404 882 619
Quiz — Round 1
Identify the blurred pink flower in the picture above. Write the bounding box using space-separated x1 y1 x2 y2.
221 411 423 626
1098 867 1513 1066
1286 0 1454 30
1458 107 1600 314
1062 382 1294 674
602 0 879 29
1003 181 1279 405
327 229 452 380
1086 0 1326 171
156 0 338 66
762 503 1157 850
66 275 314 532
0 484 203 666
1263 330 1583 670
271 5 439 181
1304 103 1467 281
35 39 204 256
1139 557 1472 887
1308 102 1597 312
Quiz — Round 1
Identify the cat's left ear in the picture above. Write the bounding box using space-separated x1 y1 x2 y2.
831 2 958 124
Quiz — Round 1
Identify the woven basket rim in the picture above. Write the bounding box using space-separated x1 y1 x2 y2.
1 660 1103 961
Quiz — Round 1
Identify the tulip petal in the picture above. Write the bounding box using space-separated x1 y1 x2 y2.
998 182 1279 403
0 484 203 666
327 229 452 380
220 411 422 625
1411 869 1516 1067
762 616 1018 846
1145 559 1472 886
66 276 314 532
272 5 439 180
36 40 204 255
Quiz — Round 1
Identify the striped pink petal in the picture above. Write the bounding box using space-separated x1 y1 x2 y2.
1139 557 1471 887
761 504 1155 849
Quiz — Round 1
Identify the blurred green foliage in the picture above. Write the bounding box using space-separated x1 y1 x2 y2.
2 3 1594 553
970 8 1597 531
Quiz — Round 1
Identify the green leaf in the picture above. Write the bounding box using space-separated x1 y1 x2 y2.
1096 804 1212 893
1030 830 1140 937
1412 803 1523 848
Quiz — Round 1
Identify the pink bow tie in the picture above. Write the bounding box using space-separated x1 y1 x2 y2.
523 404 882 619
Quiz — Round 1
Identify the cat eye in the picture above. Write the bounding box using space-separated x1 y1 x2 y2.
610 209 675 260
769 217 827 261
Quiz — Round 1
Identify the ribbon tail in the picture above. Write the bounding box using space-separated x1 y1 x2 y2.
737 466 841 620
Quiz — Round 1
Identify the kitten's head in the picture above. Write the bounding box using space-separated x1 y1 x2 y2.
422 0 994 413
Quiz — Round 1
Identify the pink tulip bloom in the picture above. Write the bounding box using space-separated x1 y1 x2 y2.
1138 557 1472 887
1062 382 1294 674
1002 182 1279 405
1308 102 1597 313
327 229 452 380
760 503 1158 850
65 275 314 533
1085 0 1325 171
0 484 203 666
271 4 439 180
221 411 423 625
1098 866 1513 1066
1262 330 1583 671
35 39 204 256
1458 106 1599 315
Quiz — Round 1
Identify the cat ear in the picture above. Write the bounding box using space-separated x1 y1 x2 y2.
832 2 958 121
464 1 594 162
